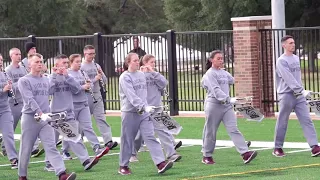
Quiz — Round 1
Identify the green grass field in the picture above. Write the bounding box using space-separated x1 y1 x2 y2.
1 117 320 180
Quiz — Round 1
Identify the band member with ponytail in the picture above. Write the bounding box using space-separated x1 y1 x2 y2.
118 53 173 175
0 54 19 169
60 54 110 160
201 50 257 165
81 45 118 150
44 54 100 172
3 48 44 158
17 53 76 180
130 54 182 163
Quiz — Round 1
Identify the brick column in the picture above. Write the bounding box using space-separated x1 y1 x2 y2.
231 16 274 117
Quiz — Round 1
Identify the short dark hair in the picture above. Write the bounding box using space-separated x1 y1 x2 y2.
83 45 95 51
281 35 293 43
54 54 68 60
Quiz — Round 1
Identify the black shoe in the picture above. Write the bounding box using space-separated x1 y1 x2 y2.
0 149 7 156
56 140 62 147
247 141 251 147
11 158 18 169
105 141 118 150
31 148 45 158
174 141 182 150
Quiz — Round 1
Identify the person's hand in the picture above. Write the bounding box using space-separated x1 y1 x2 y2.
145 106 155 114
82 82 91 90
95 74 102 81
3 84 12 92
229 97 238 104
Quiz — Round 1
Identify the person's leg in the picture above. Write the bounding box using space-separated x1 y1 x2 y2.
18 114 41 177
273 94 295 157
0 111 18 165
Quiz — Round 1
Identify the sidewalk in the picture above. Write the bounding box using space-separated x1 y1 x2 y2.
106 110 320 120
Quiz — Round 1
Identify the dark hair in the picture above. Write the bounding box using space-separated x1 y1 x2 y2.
83 45 95 51
281 35 293 43
205 50 222 71
54 54 68 60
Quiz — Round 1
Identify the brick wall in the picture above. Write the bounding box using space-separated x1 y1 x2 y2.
231 16 275 117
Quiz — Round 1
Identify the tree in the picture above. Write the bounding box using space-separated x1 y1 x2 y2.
0 0 85 37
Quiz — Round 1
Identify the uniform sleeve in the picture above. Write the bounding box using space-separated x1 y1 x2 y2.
18 78 42 114
65 75 82 94
226 71 235 85
201 74 229 102
150 72 168 91
120 75 146 110
276 59 303 93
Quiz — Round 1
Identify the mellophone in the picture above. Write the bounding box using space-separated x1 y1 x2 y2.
34 111 67 123
233 96 265 122
297 92 320 117
149 105 183 135
34 111 81 143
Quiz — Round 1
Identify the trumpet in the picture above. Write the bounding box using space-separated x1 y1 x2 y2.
3 71 19 106
80 70 98 103
94 62 107 93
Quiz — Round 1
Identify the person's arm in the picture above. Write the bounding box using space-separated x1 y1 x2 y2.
277 59 304 93
226 71 235 85
120 75 147 110
18 78 42 114
201 74 229 103
150 72 168 91
65 74 82 94
96 63 107 84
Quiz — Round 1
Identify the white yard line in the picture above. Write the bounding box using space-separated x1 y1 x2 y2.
286 149 311 154
3 134 317 149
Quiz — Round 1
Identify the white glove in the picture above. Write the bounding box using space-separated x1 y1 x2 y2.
40 113 52 122
145 106 155 114
229 97 238 104
302 90 312 98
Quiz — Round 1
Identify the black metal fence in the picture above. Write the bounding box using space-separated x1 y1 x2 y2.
260 27 320 113
0 30 235 114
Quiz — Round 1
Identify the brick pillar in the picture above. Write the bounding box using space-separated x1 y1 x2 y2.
231 16 274 117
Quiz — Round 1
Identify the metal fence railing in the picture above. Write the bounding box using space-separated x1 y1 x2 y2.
0 31 235 114
260 27 320 113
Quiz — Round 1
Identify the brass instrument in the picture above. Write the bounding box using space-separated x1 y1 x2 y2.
80 70 97 103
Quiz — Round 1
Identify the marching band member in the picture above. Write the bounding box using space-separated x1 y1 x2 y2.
0 53 19 169
118 52 173 175
273 35 320 157
201 50 257 165
44 54 100 171
130 54 182 163
60 54 110 160
81 45 118 150
2 48 44 158
17 53 76 180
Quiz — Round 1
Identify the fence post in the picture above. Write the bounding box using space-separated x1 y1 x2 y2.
93 32 107 111
166 30 179 116
93 32 104 72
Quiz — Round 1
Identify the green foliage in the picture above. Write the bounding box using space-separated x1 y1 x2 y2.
0 0 85 37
